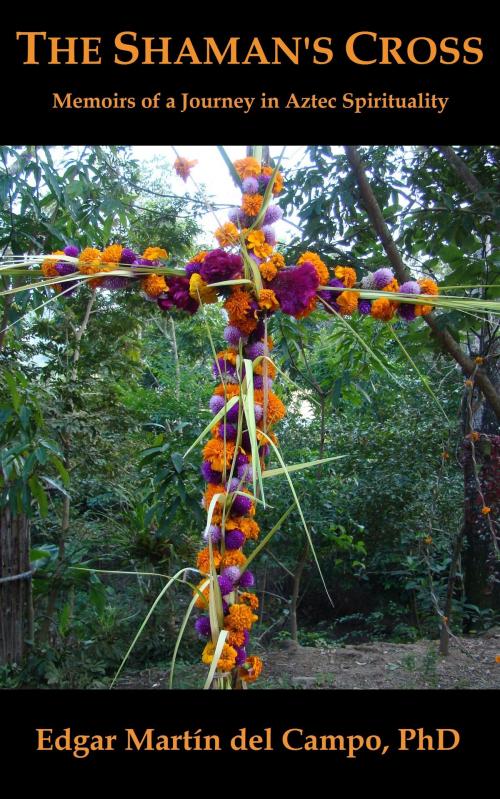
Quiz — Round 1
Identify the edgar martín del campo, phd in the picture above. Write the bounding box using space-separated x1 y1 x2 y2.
52 91 449 115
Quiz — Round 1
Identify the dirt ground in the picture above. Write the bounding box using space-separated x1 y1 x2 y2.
118 627 500 689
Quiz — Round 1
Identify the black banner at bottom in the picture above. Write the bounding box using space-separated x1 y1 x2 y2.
1 689 495 780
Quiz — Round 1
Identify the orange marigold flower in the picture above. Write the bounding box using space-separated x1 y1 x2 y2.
102 244 123 264
197 546 222 574
383 278 400 293
475 356 484 365
418 277 439 296
225 603 258 631
174 157 198 182
242 193 264 217
335 265 357 288
239 592 259 610
216 349 238 366
253 389 286 425
142 274 168 298
194 578 210 609
241 654 263 682
222 550 247 570
215 222 240 248
246 230 273 258
233 157 261 180
295 295 318 319
258 289 280 311
226 517 260 541
203 483 226 512
201 641 237 672
78 247 102 274
270 253 285 269
481 506 491 515
41 250 65 278
337 290 360 316
465 379 474 388
298 251 329 285
213 383 241 399
442 451 450 459
190 250 208 264
226 630 246 648
255 242 274 260
423 536 433 545
254 359 277 379
468 431 481 442
371 297 395 321
415 304 433 317
202 438 236 472
262 165 284 195
224 288 257 335
189 273 218 304
260 261 278 281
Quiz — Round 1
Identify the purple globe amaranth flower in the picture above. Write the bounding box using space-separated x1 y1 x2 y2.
226 477 242 493
224 325 247 347
372 267 394 289
242 629 250 646
55 262 78 276
102 276 129 290
259 444 270 458
218 574 234 596
199 249 243 284
209 395 225 415
225 528 245 550
232 493 252 516
185 261 201 278
63 245 79 257
226 401 240 424
134 258 155 267
239 570 255 588
237 462 253 482
361 273 376 289
163 276 199 315
399 280 421 294
195 616 211 638
358 299 372 315
246 341 265 359
120 248 137 265
259 173 272 189
241 431 251 451
212 357 237 381
251 320 266 341
236 452 249 468
254 404 263 422
222 599 229 614
218 422 237 441
249 253 262 265
222 566 241 583
235 646 247 666
201 460 222 484
398 303 417 322
318 277 344 304
228 207 246 225
203 524 222 544
273 263 320 317
262 225 276 245
263 205 283 225
242 177 259 194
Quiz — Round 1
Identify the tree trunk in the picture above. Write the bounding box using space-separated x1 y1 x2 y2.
0 510 31 664
462 347 500 631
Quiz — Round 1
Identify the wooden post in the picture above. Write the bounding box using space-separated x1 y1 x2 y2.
0 509 32 664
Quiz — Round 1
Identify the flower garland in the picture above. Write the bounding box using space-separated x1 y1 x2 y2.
35 153 440 686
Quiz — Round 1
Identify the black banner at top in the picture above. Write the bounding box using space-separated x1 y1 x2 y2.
1 13 497 143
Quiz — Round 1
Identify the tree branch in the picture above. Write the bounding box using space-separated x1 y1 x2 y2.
343 145 500 421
